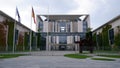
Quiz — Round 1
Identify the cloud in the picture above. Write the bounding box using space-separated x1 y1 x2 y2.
1 0 120 31
48 0 78 13
68 0 107 14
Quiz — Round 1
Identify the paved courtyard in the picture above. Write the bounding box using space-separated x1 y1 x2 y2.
0 51 120 68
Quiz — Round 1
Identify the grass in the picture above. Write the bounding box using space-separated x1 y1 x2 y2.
64 54 91 59
94 50 119 53
0 54 25 59
97 55 120 58
91 58 115 61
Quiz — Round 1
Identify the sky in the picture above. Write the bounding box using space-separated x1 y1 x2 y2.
0 0 120 31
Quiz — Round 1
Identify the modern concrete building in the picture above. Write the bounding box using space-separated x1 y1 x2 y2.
93 15 120 49
0 10 37 51
37 14 90 51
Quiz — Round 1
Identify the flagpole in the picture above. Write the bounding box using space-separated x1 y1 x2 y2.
47 5 49 51
29 7 33 52
35 16 37 50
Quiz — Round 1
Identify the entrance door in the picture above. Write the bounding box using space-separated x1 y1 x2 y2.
59 36 67 50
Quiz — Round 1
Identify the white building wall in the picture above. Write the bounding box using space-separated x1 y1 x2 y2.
55 22 57 32
41 15 90 51
52 22 54 32
0 15 5 22
48 22 52 32
56 36 59 44
96 28 102 34
70 22 73 32
67 36 72 44
110 18 120 35
110 18 120 28
78 21 83 32
16 24 29 32
86 15 91 28
43 21 48 32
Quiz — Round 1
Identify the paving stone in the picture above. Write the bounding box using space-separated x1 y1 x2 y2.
0 51 120 68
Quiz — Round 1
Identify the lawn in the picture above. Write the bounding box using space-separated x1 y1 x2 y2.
97 55 120 58
94 50 119 53
91 58 115 61
64 54 91 59
0 54 25 59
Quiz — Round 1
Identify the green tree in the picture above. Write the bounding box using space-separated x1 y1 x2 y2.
87 28 92 33
97 33 103 50
114 26 120 50
101 25 112 50
37 33 41 49
92 33 97 50
7 21 14 51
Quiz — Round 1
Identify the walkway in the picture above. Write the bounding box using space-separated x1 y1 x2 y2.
0 51 79 56
0 51 120 68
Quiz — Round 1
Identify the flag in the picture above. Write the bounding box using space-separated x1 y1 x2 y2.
32 7 36 24
16 7 21 23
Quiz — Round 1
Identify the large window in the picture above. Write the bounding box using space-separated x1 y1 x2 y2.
109 28 114 45
39 21 43 32
58 22 66 32
83 21 88 32
59 36 67 44
58 21 71 32
67 22 70 32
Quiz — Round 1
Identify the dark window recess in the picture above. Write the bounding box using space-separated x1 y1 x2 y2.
109 28 114 45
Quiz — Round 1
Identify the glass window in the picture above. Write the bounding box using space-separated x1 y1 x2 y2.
109 28 114 44
39 21 43 32
83 21 88 32
59 36 67 44
67 23 70 32
54 22 55 32
51 36 53 43
58 22 66 32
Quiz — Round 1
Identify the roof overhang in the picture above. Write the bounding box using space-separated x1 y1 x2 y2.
37 14 89 21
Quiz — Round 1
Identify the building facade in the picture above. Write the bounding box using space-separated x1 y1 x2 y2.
37 15 90 51
0 11 37 51
93 15 120 50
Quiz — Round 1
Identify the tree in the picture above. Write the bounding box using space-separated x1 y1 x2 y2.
87 28 92 33
114 26 120 50
101 25 112 50
92 33 98 50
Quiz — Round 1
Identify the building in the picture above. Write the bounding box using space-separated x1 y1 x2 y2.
37 14 90 51
0 10 37 51
93 15 120 50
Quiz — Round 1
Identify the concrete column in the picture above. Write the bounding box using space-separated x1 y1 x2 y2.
56 36 59 44
75 44 78 51
70 22 73 32
55 22 57 32
54 36 56 44
53 22 54 32
58 24 60 32
66 23 67 32
46 21 49 51
48 36 51 51
75 36 78 51
46 36 48 51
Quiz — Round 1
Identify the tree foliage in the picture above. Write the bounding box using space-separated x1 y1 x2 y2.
114 26 120 50
101 25 111 50
7 21 14 51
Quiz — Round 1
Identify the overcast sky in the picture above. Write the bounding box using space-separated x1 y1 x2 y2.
0 0 120 31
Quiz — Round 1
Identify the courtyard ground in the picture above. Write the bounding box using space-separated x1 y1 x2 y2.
0 51 120 68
